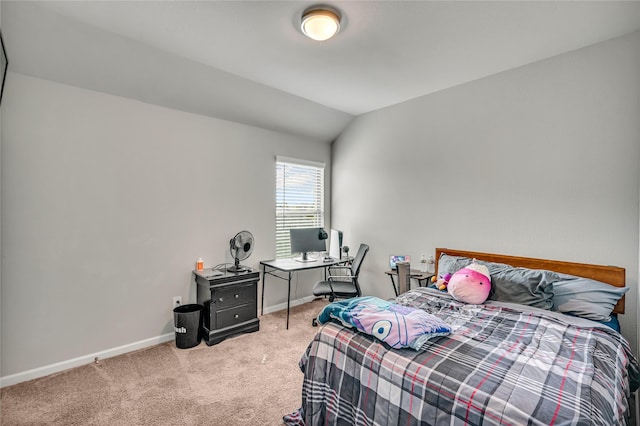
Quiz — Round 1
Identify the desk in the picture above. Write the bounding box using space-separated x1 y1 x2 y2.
385 269 434 296
260 257 344 329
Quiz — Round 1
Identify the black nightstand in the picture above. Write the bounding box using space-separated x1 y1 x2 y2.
194 268 260 345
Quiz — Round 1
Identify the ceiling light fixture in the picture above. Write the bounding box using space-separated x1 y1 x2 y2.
301 7 341 41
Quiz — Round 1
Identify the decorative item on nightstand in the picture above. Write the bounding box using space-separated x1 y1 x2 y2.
390 255 411 270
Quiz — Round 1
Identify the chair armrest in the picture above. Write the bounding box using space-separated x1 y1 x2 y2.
328 273 358 281
328 266 351 275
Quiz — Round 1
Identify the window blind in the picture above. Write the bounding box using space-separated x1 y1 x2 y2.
275 157 325 259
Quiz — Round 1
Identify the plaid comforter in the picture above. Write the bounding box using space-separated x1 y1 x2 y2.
294 288 639 426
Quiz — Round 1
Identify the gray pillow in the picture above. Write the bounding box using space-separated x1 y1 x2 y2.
437 254 626 316
437 254 511 277
438 254 557 309
489 268 558 310
437 254 473 276
553 274 628 321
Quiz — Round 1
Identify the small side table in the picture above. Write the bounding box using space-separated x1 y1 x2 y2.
194 268 260 345
385 269 434 296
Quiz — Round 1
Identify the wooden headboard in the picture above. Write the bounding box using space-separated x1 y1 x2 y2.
435 248 626 314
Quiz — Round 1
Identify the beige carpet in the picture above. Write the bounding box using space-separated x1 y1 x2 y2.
1 299 327 425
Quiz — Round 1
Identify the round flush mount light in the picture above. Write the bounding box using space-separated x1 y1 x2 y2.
301 7 341 41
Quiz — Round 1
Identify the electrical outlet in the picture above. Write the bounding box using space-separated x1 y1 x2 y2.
172 296 182 310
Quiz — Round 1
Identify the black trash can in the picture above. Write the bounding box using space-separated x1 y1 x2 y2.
173 304 203 349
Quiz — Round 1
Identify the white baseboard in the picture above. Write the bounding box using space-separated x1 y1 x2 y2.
0 333 174 388
0 297 314 388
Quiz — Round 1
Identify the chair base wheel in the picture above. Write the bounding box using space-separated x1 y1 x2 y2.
312 318 318 327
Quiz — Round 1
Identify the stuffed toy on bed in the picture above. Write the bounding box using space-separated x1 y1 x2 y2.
431 273 452 291
447 261 491 304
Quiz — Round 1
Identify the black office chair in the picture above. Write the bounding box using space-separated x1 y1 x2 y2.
311 243 369 326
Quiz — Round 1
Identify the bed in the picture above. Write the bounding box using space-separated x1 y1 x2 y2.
285 248 639 425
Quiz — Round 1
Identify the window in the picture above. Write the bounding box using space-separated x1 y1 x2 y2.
275 157 325 259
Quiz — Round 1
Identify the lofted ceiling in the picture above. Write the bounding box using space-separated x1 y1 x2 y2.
3 1 640 142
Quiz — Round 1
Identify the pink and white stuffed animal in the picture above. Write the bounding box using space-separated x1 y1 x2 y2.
447 261 491 304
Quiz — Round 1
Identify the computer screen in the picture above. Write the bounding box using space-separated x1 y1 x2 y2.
290 228 327 262
389 255 411 270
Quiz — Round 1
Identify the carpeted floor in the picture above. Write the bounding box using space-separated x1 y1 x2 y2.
1 299 327 425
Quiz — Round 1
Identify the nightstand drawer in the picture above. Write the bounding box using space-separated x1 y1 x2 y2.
216 302 256 329
213 283 255 309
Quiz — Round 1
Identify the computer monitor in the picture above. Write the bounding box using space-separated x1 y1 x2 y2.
290 227 327 262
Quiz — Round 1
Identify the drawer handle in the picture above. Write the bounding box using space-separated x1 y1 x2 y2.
219 297 224 302
234 294 239 298
234 314 239 319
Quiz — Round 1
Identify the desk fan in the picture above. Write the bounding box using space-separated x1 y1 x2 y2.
227 230 254 273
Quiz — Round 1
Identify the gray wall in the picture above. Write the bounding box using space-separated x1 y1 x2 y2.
1 73 331 378
2 27 638 383
332 32 640 355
